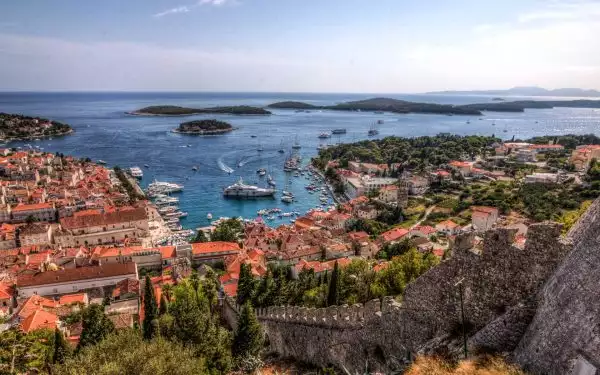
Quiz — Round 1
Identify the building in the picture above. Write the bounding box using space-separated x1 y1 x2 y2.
406 176 430 195
516 148 537 163
10 202 56 223
0 223 17 250
448 161 473 176
435 219 460 235
524 172 559 184
343 176 398 199
54 207 148 247
16 262 138 298
569 145 600 171
380 227 409 243
378 185 399 203
191 241 241 265
471 206 499 231
19 223 51 247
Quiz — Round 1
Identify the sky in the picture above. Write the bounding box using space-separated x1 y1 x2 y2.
0 0 599 92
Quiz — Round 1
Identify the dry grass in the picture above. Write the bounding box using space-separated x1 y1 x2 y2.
405 356 527 375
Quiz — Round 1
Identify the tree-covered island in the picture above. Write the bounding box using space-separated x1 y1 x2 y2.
129 105 271 116
172 119 235 135
0 113 73 141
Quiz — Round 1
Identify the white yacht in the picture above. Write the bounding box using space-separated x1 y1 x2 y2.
148 180 184 194
223 178 276 198
129 167 143 179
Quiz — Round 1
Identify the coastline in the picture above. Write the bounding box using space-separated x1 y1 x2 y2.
171 127 237 135
127 111 270 117
1 128 74 143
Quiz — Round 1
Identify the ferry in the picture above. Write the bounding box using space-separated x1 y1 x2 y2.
129 167 143 179
331 128 347 134
223 178 276 198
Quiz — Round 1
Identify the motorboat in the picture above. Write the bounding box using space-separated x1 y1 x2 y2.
223 178 276 198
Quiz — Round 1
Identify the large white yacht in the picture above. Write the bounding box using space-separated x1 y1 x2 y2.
223 178 276 198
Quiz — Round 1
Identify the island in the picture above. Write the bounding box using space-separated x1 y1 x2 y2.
427 86 600 98
459 99 600 113
172 119 235 135
129 105 271 116
268 97 483 115
0 112 73 142
491 97 505 101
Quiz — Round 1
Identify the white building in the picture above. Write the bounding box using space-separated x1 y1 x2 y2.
524 173 559 184
16 263 138 298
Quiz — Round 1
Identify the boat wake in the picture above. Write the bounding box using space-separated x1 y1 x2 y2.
217 156 234 173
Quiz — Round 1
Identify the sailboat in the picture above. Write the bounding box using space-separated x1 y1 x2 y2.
368 122 379 136
257 142 264 152
278 140 285 153
292 135 301 149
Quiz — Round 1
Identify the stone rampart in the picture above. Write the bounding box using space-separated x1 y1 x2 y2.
255 222 573 373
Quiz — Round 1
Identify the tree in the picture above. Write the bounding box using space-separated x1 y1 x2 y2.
159 294 169 316
232 302 263 359
52 328 70 365
143 275 158 340
192 230 208 243
77 304 115 350
237 263 255 305
211 218 244 242
52 329 207 375
0 329 53 374
327 261 340 306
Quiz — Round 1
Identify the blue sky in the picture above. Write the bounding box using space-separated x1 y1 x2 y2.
0 0 599 92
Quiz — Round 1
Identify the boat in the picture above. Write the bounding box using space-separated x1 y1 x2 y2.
257 168 267 176
267 175 276 186
377 119 384 124
318 132 331 139
257 144 264 152
207 213 213 220
292 135 301 149
281 195 293 203
148 180 184 194
282 190 293 197
374 111 384 114
192 166 199 171
466 121 470 124
368 128 379 136
144 164 150 168
129 167 143 179
154 196 179 205
98 160 107 165
331 128 347 134
223 177 276 198
251 135 257 138
278 140 285 153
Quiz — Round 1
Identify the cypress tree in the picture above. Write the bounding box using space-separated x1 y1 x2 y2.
52 328 70 364
159 294 169 315
236 263 255 305
78 304 115 351
327 261 340 306
143 275 158 339
232 302 263 358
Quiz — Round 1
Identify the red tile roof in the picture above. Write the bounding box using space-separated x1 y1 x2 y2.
11 202 53 212
381 228 409 242
60 207 146 230
58 293 87 305
17 263 137 288
223 282 238 297
472 206 498 214
191 241 241 255
20 309 57 333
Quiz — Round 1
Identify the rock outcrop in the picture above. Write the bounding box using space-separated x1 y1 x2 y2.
513 198 600 374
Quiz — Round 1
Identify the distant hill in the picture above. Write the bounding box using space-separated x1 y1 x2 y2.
268 97 482 115
427 86 600 98
459 99 600 112
129 105 271 116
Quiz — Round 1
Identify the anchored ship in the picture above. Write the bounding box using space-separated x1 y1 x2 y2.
223 178 276 198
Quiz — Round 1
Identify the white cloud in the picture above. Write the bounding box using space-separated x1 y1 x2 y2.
153 0 236 18
153 6 191 18
518 0 600 23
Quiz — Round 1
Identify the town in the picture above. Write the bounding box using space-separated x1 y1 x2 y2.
1 132 600 373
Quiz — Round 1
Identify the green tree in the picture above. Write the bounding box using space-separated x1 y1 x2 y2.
52 329 207 375
143 275 158 340
237 263 255 305
0 329 53 374
192 230 208 243
52 328 70 365
77 304 115 351
211 218 244 242
232 302 263 359
327 261 340 306
159 294 169 316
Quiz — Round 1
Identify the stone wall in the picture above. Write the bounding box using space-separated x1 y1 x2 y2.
513 198 600 374
254 222 573 373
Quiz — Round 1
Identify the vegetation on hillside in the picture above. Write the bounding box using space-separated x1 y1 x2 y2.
0 112 72 141
132 105 271 115
405 355 527 375
114 166 145 202
268 97 482 115
175 119 234 134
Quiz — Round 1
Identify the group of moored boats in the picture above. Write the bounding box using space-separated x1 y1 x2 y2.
146 180 187 231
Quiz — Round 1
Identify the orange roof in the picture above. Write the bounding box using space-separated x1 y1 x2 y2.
20 309 57 333
449 161 471 168
59 293 87 306
223 282 238 297
0 283 13 300
18 295 56 319
93 246 144 258
159 246 176 259
412 225 437 235
381 228 409 242
436 220 459 230
373 262 389 272
191 241 241 255
348 231 369 241
11 202 52 212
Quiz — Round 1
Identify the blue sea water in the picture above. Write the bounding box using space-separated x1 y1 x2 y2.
1 92 599 230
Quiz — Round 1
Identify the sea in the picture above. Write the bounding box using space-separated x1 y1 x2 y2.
1 92 599 230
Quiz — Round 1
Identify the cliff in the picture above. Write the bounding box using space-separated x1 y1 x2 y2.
512 198 600 374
